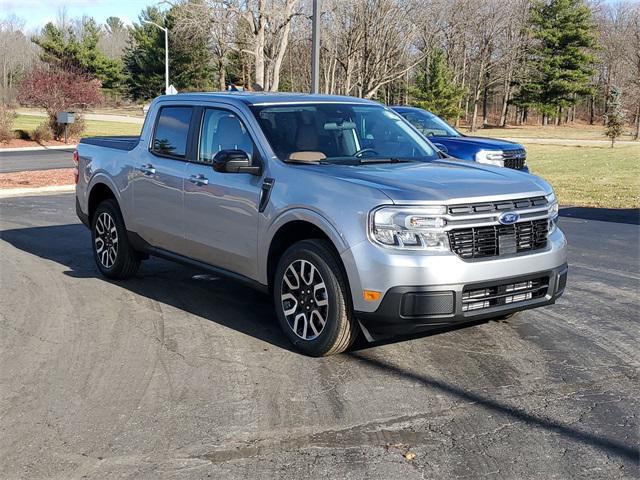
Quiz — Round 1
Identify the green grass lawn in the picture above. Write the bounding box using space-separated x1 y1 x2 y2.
525 143 640 208
13 114 142 138
468 123 637 141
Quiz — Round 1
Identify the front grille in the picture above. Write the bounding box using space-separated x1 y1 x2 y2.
448 219 548 259
503 149 527 170
447 196 546 216
504 157 526 169
462 276 549 312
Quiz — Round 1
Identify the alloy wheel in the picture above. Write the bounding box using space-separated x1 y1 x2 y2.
280 259 329 340
94 212 119 269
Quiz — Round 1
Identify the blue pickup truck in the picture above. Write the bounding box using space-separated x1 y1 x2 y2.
392 106 528 172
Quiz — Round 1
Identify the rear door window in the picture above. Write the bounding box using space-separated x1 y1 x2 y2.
152 106 193 158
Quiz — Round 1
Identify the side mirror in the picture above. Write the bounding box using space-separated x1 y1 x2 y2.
432 143 448 154
213 149 261 175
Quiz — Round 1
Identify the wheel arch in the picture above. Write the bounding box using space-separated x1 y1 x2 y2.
263 210 350 292
88 181 118 223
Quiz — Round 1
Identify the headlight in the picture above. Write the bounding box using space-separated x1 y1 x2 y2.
475 150 505 167
370 206 449 250
546 192 559 234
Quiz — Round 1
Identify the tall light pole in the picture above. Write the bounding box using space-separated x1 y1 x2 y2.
143 20 169 95
311 0 321 94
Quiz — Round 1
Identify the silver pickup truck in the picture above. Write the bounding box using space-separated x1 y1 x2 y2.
75 92 567 356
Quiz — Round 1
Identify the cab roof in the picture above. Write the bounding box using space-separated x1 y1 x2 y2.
162 91 381 106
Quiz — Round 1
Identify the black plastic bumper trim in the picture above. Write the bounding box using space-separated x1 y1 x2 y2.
76 197 90 228
355 264 568 340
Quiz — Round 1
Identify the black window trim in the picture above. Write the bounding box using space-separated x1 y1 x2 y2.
192 105 263 168
149 104 198 161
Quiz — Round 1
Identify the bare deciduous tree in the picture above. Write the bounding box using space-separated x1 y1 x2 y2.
0 16 38 103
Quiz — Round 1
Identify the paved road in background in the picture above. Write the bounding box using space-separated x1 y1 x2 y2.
500 137 639 146
0 194 637 479
0 148 74 173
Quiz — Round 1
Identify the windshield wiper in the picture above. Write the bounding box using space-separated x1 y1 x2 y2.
319 157 421 165
357 157 413 164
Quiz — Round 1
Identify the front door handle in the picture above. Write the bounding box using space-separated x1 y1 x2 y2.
188 174 209 186
138 163 156 175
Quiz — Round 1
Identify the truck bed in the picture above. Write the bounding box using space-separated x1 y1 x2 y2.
79 136 140 151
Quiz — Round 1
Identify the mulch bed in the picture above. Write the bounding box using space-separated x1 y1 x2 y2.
0 168 74 188
0 139 75 149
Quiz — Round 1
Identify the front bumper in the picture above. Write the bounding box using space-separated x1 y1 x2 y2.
341 227 568 340
355 264 567 340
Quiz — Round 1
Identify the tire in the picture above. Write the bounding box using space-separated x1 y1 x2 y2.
91 199 140 279
273 239 359 356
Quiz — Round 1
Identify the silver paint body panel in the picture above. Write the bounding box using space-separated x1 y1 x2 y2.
76 92 567 313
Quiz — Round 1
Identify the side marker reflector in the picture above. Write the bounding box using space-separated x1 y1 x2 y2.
363 290 381 301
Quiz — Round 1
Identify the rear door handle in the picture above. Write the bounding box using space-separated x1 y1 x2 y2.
138 164 156 175
188 174 209 186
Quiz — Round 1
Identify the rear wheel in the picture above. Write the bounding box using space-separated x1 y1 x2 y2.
273 239 358 356
91 199 140 279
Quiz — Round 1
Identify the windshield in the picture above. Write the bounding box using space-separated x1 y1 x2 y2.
250 103 439 163
397 109 460 138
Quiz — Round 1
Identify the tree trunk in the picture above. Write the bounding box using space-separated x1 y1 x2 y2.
482 82 489 127
218 62 226 91
455 52 468 128
634 103 640 141
469 58 486 132
499 78 511 128
589 95 595 125
471 97 480 132
269 21 291 92
254 23 265 90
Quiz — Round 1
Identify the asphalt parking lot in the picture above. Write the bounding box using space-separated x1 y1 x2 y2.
0 149 75 173
0 193 638 479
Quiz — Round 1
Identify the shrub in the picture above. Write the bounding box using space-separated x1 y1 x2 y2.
67 115 86 139
14 129 30 140
45 114 86 140
0 105 17 143
31 123 53 143
18 67 103 141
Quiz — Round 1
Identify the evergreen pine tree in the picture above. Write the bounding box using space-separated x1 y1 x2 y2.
409 49 464 121
123 6 214 101
32 20 124 91
604 86 625 148
514 0 597 124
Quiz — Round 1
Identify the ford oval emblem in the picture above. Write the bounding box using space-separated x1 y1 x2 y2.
499 212 520 225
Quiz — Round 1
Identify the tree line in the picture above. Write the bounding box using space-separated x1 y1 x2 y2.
1 0 639 138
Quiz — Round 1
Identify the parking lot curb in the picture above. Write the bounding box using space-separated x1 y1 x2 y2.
0 143 78 153
0 185 75 198
0 145 77 153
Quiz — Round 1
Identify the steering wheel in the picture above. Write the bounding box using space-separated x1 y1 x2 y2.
426 131 435 137
353 148 380 158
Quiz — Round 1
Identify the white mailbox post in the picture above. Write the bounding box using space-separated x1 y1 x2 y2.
56 112 75 144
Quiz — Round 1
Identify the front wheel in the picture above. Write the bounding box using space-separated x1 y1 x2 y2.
91 199 140 279
273 239 359 356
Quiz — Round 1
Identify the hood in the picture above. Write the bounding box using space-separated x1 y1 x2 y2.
435 136 522 150
308 159 551 204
